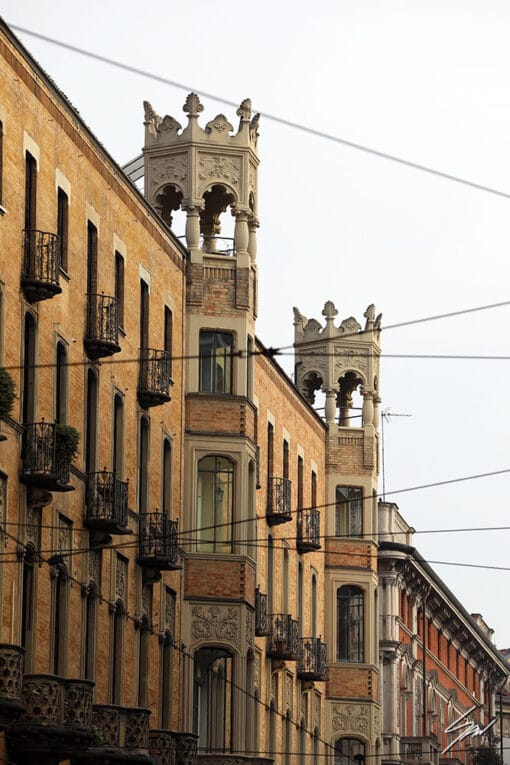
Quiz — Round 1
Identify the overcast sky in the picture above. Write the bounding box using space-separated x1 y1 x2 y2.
4 0 510 645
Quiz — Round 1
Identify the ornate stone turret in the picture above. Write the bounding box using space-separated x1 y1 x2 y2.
143 93 259 264
294 300 382 431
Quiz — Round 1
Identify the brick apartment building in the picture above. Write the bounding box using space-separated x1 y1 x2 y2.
0 17 507 765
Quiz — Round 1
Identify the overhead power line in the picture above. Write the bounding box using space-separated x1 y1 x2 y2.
10 24 510 201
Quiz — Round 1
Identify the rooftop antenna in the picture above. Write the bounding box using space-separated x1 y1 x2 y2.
381 408 412 501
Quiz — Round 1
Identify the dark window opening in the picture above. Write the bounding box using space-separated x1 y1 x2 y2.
115 252 125 328
57 188 69 271
199 331 233 393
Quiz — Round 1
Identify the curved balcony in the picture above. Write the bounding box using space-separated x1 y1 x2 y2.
138 348 172 409
266 477 292 526
296 508 321 553
0 644 24 728
20 422 74 492
7 674 94 764
138 512 181 571
174 733 198 765
21 229 62 303
84 293 121 360
85 470 130 535
148 729 175 765
268 614 299 661
255 587 270 637
82 704 152 764
297 637 327 681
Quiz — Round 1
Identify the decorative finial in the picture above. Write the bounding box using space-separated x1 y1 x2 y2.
250 113 260 143
293 307 308 334
183 93 204 118
236 98 252 121
205 114 234 135
364 304 376 330
143 101 162 138
322 300 338 322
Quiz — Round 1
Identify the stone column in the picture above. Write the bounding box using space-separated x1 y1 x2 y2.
325 389 337 425
362 388 374 426
185 207 201 260
234 211 249 257
248 217 259 262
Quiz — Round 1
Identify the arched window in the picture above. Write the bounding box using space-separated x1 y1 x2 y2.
197 456 234 553
337 586 364 662
336 486 363 537
193 647 233 753
137 614 150 707
335 738 365 765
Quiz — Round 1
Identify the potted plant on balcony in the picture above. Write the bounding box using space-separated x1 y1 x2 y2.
0 368 16 441
55 424 80 468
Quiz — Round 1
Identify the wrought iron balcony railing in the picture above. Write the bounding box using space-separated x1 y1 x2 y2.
266 477 292 526
268 614 299 661
297 637 327 681
7 674 94 762
83 704 151 764
0 644 24 728
20 422 74 492
297 508 321 553
138 348 172 409
84 293 121 360
255 587 270 637
85 470 129 535
138 512 180 571
21 229 62 303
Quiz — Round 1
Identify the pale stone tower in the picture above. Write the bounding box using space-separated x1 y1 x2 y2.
143 95 260 753
294 301 382 762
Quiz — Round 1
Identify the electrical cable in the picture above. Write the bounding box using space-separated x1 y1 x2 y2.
2 299 510 373
9 24 510 202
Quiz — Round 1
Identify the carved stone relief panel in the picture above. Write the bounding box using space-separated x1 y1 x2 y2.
57 513 72 556
332 703 369 734
246 609 254 647
150 154 188 191
142 583 153 621
25 505 41 550
313 691 321 731
115 554 128 602
197 153 242 193
165 587 176 633
190 605 239 644
88 549 101 588
285 672 293 713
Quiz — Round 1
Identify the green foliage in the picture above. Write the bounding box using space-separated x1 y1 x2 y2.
473 747 503 765
0 367 16 420
55 424 80 465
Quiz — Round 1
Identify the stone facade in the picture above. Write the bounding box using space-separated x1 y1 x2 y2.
0 17 507 765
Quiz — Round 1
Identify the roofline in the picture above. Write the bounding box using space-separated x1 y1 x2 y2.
0 17 188 261
255 336 327 431
379 541 510 674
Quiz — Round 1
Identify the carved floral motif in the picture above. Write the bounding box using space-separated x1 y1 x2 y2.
115 555 127 601
191 605 239 642
151 156 188 188
206 115 233 134
198 154 241 186
332 703 369 733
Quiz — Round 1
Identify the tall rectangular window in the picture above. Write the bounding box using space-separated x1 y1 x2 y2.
267 423 274 478
162 439 172 516
55 341 68 424
115 252 125 329
140 280 149 350
311 470 317 507
57 188 69 271
283 440 289 480
164 307 173 376
138 417 150 514
25 152 37 231
85 370 98 475
199 331 233 393
297 457 304 509
113 393 124 478
87 221 98 295
336 486 363 537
